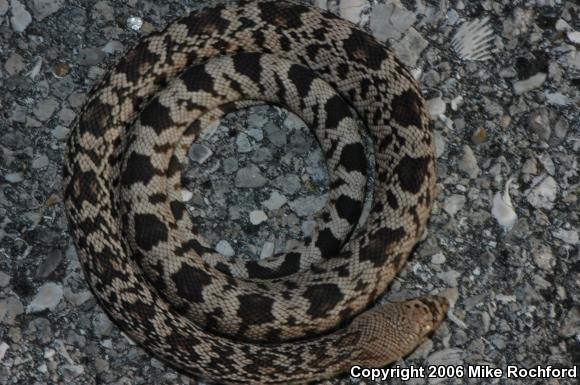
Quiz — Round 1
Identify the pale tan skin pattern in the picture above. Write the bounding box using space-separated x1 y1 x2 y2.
63 1 448 383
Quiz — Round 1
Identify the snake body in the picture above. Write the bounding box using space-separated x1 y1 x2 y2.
64 1 448 383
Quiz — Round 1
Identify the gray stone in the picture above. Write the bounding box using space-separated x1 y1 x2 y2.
251 147 272 163
27 282 63 313
247 112 268 129
4 53 25 75
222 157 238 174
434 131 446 158
554 118 569 139
215 240 234 257
31 154 49 169
264 121 287 147
0 342 8 361
92 1 114 21
126 16 143 31
260 242 275 259
92 313 113 337
283 112 306 130
0 271 10 287
4 172 24 183
236 133 253 153
10 104 26 123
526 176 557 210
558 308 580 338
553 228 579 245
458 145 480 179
301 220 317 237
437 270 462 287
431 252 446 265
235 165 267 188
33 98 59 122
0 297 24 325
289 195 327 217
35 249 63 278
370 3 416 41
246 128 263 141
443 194 467 216
249 210 267 225
78 48 105 66
68 92 86 108
339 0 368 23
513 73 547 95
427 96 446 118
102 40 124 54
28 317 52 344
52 125 70 141
261 190 287 210
188 143 212 164
533 244 554 271
57 108 76 126
274 174 301 195
95 358 110 373
64 288 92 306
528 108 551 141
393 28 428 67
10 0 32 32
30 0 63 20
305 151 327 182
0 0 8 16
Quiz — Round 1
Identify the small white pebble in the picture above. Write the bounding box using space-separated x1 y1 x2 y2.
180 190 193 202
567 31 580 44
427 96 446 118
4 172 24 183
26 282 63 313
249 210 267 225
43 348 56 359
431 252 446 265
216 240 234 257
450 95 463 111
553 229 579 245
0 342 9 361
126 16 143 31
260 242 275 259
492 178 517 231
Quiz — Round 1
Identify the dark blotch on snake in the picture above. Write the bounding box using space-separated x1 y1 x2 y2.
394 155 430 194
359 227 406 267
134 213 168 251
233 53 263 84
182 65 215 94
339 142 367 174
245 252 301 279
315 228 343 259
121 153 158 186
170 200 187 221
343 29 388 70
390 89 423 128
237 294 276 325
139 97 173 135
336 195 362 224
324 95 351 129
303 283 344 318
171 265 212 303
288 64 315 98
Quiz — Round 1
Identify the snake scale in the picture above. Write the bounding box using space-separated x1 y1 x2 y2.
63 1 448 383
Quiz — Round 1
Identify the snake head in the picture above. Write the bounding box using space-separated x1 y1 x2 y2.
347 295 449 368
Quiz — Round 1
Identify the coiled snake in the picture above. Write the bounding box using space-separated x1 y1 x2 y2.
63 1 448 383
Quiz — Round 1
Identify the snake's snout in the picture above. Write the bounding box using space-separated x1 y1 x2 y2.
422 295 449 332
348 295 449 368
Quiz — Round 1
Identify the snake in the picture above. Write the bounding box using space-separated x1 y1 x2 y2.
63 1 448 383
